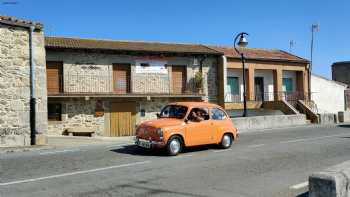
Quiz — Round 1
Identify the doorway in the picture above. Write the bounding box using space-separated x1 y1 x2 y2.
110 102 136 136
255 77 264 101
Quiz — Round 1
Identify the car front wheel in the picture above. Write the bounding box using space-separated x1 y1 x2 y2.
166 136 182 156
220 134 232 149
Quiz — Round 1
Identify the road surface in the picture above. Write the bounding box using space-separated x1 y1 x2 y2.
1 124 350 197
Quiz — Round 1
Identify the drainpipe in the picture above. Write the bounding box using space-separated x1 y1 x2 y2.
221 55 227 106
29 25 36 145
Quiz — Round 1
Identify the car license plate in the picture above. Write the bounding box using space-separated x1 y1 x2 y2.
137 139 151 148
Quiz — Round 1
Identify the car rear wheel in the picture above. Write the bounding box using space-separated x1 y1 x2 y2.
220 134 232 149
166 136 182 156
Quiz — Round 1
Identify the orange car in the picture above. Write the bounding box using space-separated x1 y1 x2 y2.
135 102 238 156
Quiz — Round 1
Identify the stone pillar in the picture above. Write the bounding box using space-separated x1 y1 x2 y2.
273 68 283 100
246 66 255 101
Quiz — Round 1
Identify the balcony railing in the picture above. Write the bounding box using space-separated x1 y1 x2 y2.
225 91 311 103
47 74 202 96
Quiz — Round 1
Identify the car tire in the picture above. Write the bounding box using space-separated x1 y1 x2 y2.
166 136 182 156
220 134 232 149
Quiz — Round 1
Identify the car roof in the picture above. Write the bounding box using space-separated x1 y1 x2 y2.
168 102 221 109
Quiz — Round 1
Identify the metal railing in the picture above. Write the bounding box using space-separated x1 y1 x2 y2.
225 91 311 103
47 74 202 96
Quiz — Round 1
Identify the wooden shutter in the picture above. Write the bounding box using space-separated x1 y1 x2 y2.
172 66 186 94
113 64 130 94
46 61 63 94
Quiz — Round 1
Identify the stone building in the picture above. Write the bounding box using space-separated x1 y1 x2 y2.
45 37 221 136
332 61 350 85
332 61 350 110
0 16 47 146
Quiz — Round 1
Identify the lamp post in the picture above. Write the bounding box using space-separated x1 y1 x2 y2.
234 32 249 117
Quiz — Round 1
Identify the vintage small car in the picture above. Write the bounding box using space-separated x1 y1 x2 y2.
135 102 238 156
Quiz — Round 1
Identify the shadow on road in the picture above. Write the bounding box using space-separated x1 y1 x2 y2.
338 124 350 128
295 192 308 197
110 144 220 157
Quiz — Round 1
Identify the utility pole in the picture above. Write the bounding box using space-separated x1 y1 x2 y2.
309 23 319 100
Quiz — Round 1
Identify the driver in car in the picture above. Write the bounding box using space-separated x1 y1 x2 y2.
190 109 205 122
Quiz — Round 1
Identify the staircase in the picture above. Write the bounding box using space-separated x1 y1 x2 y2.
295 100 319 123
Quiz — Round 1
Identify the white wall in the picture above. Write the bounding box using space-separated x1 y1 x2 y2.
311 74 347 113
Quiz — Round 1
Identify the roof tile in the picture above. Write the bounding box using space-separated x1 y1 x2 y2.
45 37 222 55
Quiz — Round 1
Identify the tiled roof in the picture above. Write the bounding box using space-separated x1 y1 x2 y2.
45 36 222 55
0 15 43 30
208 46 309 63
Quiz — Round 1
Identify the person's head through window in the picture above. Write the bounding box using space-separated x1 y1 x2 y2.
189 108 206 122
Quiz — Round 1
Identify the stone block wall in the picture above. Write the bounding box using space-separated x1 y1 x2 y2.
47 51 219 101
0 24 47 146
48 98 105 136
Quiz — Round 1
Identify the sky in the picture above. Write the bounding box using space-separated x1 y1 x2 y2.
0 0 349 78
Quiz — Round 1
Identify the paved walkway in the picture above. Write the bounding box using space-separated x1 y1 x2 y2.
0 135 135 154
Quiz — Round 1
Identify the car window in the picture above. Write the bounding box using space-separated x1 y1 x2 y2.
211 108 228 120
160 105 188 119
188 107 210 122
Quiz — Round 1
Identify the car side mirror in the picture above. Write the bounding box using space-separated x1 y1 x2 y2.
156 113 160 119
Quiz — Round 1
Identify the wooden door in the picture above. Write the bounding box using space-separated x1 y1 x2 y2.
172 66 186 94
113 64 130 94
46 61 63 94
254 77 264 101
110 102 136 137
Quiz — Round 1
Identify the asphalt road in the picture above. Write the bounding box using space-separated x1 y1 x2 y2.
1 124 350 197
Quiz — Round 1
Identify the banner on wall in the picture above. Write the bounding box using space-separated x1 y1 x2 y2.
135 60 168 74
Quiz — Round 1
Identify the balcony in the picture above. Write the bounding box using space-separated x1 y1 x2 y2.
47 74 203 98
225 91 310 103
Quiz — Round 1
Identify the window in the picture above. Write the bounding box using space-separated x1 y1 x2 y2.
160 105 188 119
188 108 210 122
283 78 293 92
48 103 62 121
211 108 227 120
227 77 239 95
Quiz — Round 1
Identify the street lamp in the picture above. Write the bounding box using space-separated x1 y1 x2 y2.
234 32 249 117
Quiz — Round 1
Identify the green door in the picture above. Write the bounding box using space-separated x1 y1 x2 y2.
283 78 293 92
227 77 239 95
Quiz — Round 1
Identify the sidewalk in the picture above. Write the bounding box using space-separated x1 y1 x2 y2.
0 135 135 154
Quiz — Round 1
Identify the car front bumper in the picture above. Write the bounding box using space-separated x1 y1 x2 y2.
134 137 166 149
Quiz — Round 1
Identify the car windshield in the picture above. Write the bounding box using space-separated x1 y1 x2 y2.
160 105 188 119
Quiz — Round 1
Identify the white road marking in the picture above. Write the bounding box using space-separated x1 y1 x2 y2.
248 144 265 148
213 149 232 153
106 143 132 148
39 149 80 155
290 181 308 190
173 154 193 159
280 139 307 144
0 161 151 186
280 133 349 144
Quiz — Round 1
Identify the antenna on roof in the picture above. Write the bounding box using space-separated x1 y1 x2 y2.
289 40 295 52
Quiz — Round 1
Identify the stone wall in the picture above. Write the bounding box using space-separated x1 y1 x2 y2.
46 51 219 101
47 97 202 136
48 98 105 136
0 24 47 146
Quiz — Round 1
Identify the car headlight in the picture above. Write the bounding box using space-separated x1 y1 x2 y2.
156 128 163 137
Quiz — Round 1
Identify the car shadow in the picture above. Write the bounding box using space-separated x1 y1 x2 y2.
338 124 350 128
295 191 308 197
110 144 221 157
